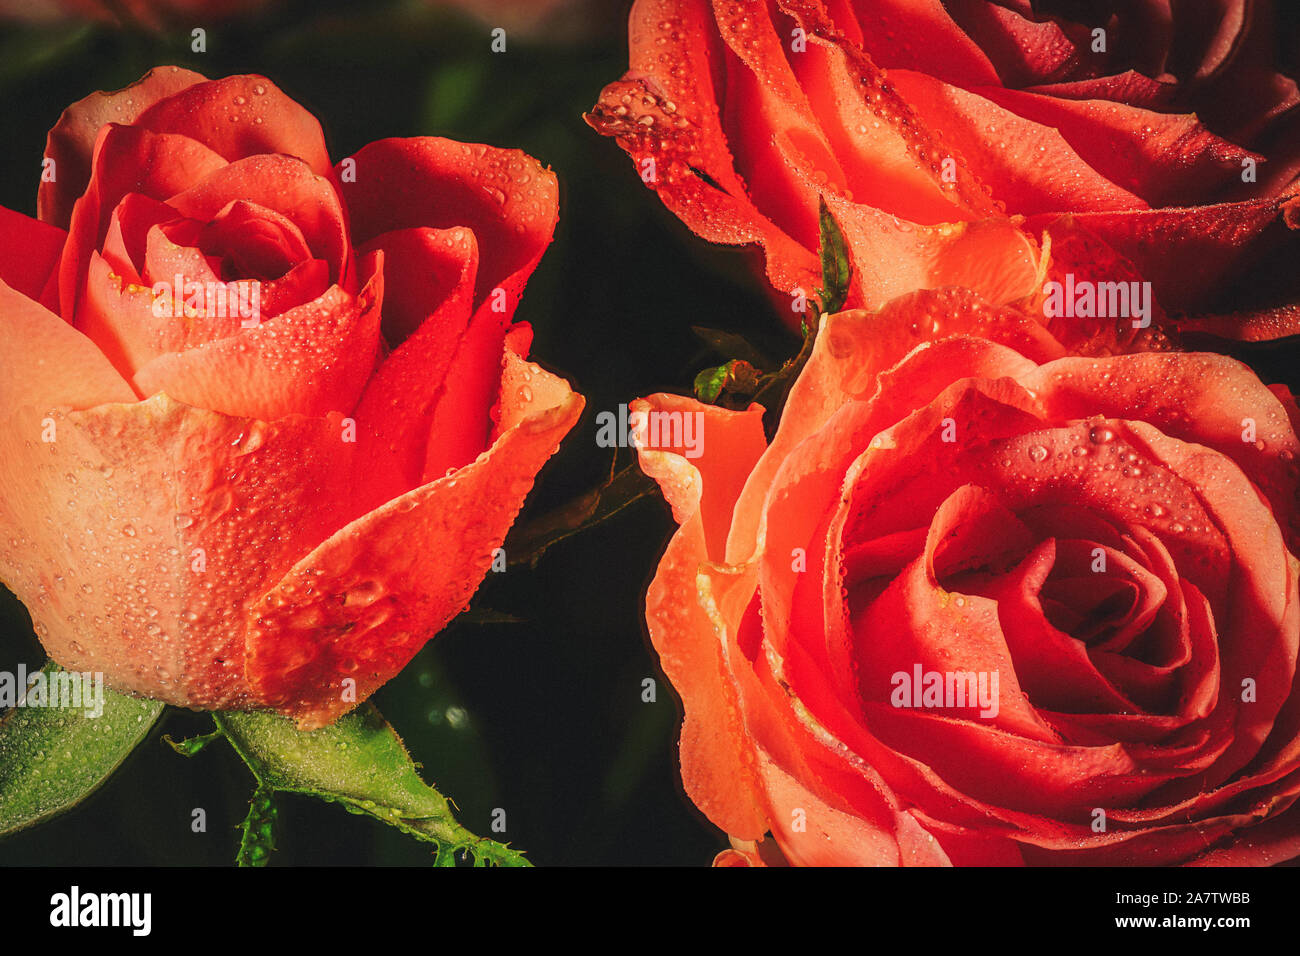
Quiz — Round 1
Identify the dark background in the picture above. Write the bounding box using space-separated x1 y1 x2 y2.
1 0 1298 867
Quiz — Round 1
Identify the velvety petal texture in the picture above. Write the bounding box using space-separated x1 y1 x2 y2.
0 68 579 726
590 0 1300 339
638 288 1300 866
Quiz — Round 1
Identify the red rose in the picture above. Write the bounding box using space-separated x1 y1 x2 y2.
0 67 582 728
635 287 1300 865
589 0 1300 338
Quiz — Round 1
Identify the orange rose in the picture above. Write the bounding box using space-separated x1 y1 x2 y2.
589 0 1300 338
0 68 582 728
635 287 1300 865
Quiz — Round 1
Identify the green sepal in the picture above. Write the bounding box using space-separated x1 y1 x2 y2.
0 662 163 838
214 704 529 867
814 195 852 316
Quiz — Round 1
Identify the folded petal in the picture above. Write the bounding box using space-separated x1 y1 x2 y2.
244 347 583 728
39 65 206 229
0 394 359 709
825 195 1042 317
166 153 349 286
0 205 65 314
1029 197 1296 313
802 0 1000 87
636 395 771 838
588 0 823 297
340 137 557 312
132 74 332 178
886 71 1146 215
60 123 228 320
131 254 384 420
977 85 1253 207
350 228 479 509
0 277 136 412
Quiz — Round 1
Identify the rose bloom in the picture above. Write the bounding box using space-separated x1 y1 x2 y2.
0 68 582 728
634 287 1300 865
589 0 1300 338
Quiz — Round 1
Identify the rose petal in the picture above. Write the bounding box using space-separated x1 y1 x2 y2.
588 75 821 303
131 253 384 420
339 137 557 312
132 74 332 178
945 0 1089 86
886 71 1147 215
1186 802 1300 866
0 205 65 313
349 228 479 510
826 193 1041 311
778 0 1005 219
245 346 583 728
0 277 136 411
39 65 206 229
635 394 771 838
197 199 315 281
0 393 359 709
729 290 1062 565
60 123 228 320
166 153 349 286
789 0 1000 87
978 85 1254 207
1028 197 1295 313
1027 351 1300 550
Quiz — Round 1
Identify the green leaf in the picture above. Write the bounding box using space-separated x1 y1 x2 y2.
694 359 762 406
0 663 163 838
686 322 819 434
504 457 655 568
162 729 223 757
815 195 852 315
693 363 731 403
236 786 278 868
214 704 529 866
